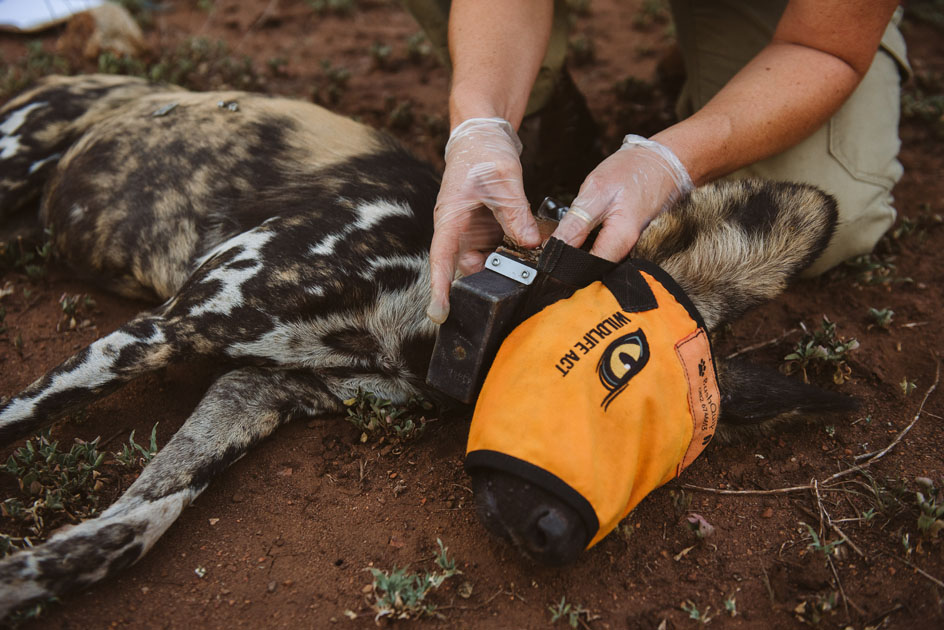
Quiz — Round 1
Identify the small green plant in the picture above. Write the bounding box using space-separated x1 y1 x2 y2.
2 432 106 538
901 84 944 138
266 56 288 76
867 307 894 329
369 41 393 70
915 477 944 540
783 316 859 384
314 60 352 105
549 596 596 628
365 538 460 622
801 522 843 558
0 229 55 279
900 378 917 396
633 0 670 28
143 38 258 91
97 51 147 77
843 254 912 287
406 32 432 63
343 390 434 443
723 595 737 617
669 488 692 514
57 293 96 331
114 424 160 468
386 99 415 131
0 41 70 101
680 600 713 625
568 33 595 66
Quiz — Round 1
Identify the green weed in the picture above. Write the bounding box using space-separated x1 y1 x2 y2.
114 424 159 468
867 307 894 329
313 59 351 105
365 538 460 622
900 378 917 396
633 0 670 29
1 432 105 538
568 33 595 66
386 99 414 131
680 600 713 624
406 32 432 63
800 522 843 558
343 390 434 443
782 317 859 384
915 477 944 540
549 596 597 628
369 41 393 70
57 293 96 332
0 42 70 102
0 229 55 280
843 254 912 287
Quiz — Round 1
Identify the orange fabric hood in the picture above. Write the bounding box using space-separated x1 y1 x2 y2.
466 253 720 548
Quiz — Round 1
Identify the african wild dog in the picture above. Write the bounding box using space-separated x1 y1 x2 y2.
0 74 850 616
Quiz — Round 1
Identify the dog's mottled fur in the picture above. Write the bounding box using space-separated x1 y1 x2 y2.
0 75 847 616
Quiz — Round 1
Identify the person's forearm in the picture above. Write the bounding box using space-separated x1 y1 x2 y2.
447 0 553 129
652 43 862 185
652 0 898 185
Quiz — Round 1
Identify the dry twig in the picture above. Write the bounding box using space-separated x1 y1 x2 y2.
684 357 941 497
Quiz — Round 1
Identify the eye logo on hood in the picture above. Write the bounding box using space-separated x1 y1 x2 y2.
597 329 649 410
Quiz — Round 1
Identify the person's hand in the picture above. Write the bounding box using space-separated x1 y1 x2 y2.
551 135 693 261
427 117 541 324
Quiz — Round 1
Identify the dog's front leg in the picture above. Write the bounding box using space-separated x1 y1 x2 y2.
0 366 342 619
0 312 180 444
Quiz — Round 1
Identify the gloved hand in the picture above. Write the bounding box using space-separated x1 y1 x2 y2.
427 117 541 324
551 134 693 261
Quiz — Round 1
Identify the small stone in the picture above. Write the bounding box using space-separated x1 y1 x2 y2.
267 581 277 593
761 507 774 518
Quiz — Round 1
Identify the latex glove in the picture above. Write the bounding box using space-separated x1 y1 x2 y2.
427 117 540 324
552 134 693 261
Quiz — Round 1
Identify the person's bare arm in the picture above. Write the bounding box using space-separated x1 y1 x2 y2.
653 0 900 185
447 0 554 128
553 0 901 261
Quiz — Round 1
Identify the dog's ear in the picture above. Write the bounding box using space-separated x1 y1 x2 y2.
714 358 857 442
633 179 838 330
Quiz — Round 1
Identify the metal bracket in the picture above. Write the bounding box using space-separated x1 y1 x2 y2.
485 252 536 286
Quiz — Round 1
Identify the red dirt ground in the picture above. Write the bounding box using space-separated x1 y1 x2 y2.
1 1 942 628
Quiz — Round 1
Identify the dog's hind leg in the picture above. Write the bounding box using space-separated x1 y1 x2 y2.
0 366 341 618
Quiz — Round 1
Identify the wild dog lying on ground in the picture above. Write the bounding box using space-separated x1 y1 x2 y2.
0 74 851 617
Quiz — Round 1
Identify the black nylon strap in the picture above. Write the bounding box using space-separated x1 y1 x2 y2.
602 260 658 313
537 237 616 286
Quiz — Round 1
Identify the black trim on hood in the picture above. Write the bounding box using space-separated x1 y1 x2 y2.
465 449 599 548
